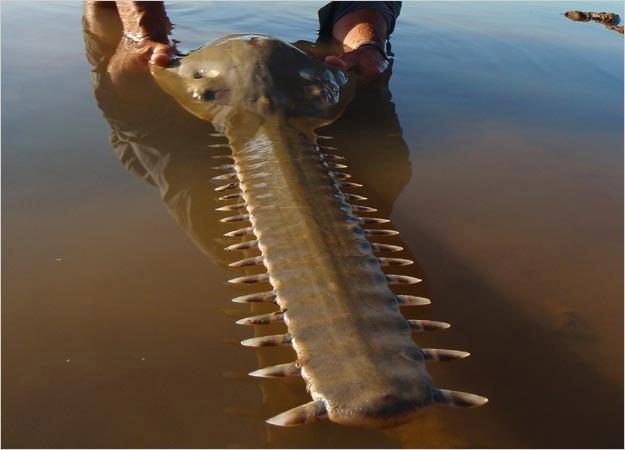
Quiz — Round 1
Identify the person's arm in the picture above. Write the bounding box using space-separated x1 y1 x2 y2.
85 1 175 86
115 1 174 65
331 8 388 51
319 2 401 78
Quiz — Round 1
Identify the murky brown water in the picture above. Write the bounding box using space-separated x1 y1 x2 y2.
2 1 623 448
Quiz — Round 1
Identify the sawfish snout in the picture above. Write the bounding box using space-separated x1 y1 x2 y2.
326 388 436 428
151 34 489 429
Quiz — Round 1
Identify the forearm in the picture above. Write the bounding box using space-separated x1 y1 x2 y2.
332 8 388 50
115 1 170 42
318 2 401 43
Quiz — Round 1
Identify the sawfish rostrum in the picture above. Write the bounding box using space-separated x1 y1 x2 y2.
151 34 487 428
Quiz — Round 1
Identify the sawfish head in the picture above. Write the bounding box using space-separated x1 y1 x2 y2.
151 34 354 130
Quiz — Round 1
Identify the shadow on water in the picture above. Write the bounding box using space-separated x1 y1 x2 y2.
82 4 623 449
393 221 624 448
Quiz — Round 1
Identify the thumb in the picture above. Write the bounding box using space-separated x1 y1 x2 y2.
325 51 360 71
149 43 174 66
324 55 348 70
338 51 360 70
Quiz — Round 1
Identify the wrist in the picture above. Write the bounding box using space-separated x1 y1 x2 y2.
117 2 171 44
354 40 389 61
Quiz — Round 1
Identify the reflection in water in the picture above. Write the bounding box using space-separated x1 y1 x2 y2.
83 4 424 448
84 5 232 265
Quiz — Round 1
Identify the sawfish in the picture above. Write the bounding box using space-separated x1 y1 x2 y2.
151 34 487 428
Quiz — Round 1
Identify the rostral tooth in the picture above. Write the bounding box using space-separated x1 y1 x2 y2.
231 291 276 304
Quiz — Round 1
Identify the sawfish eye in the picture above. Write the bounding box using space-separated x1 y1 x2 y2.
201 90 216 101
191 89 216 102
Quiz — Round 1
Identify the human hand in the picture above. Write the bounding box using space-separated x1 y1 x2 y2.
107 38 176 88
324 44 389 79
147 40 176 66
114 2 174 67
323 8 391 80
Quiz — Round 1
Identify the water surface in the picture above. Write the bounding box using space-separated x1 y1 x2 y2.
2 1 623 448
